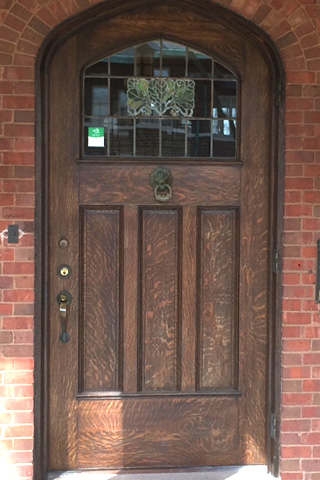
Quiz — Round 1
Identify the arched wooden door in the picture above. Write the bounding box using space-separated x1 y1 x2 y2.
45 1 279 474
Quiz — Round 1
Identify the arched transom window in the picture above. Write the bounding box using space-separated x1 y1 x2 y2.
83 39 238 158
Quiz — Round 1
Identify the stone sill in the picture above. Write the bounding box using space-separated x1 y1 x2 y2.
48 466 279 480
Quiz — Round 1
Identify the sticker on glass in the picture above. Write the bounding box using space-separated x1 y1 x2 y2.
88 127 104 147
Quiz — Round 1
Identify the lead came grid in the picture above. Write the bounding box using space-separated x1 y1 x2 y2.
83 40 238 158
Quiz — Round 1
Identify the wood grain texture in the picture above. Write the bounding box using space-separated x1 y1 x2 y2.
123 206 139 393
197 209 239 391
140 209 181 392
181 207 197 391
80 165 241 206
78 397 240 468
48 37 80 471
81 208 122 392
238 42 270 464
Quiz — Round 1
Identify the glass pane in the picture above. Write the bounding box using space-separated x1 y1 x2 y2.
84 78 108 117
109 118 133 156
85 59 108 76
162 119 186 156
83 117 107 156
136 118 160 156
110 47 135 76
214 63 235 79
162 41 186 77
188 49 212 78
188 120 211 157
213 81 237 118
110 78 128 116
212 119 236 157
194 81 211 117
136 41 160 77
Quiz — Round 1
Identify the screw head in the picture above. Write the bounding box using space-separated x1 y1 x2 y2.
59 238 68 249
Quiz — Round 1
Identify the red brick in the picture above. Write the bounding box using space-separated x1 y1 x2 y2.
283 393 313 406
13 438 33 450
283 366 310 378
4 13 27 32
2 95 34 109
286 178 314 190
282 446 312 458
296 20 317 38
287 71 316 84
283 340 312 351
2 317 33 330
283 299 302 311
4 124 34 137
287 151 314 163
4 397 33 412
3 66 34 80
3 152 34 166
3 262 34 275
303 380 320 392
285 192 302 203
281 473 303 480
4 180 35 193
301 459 320 472
0 330 13 343
1 345 33 358
282 326 301 338
4 424 33 438
302 406 320 418
285 205 313 217
14 137 35 151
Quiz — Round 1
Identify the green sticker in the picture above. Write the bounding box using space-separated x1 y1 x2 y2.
88 127 104 147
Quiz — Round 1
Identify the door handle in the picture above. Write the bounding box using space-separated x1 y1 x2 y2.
57 291 72 343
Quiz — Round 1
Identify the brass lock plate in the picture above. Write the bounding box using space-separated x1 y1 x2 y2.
57 265 72 279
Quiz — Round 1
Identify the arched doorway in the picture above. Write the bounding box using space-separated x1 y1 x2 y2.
35 1 284 478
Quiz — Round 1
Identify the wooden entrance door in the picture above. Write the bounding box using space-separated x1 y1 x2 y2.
47 3 273 473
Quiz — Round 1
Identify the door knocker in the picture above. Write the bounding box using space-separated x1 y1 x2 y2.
150 167 173 203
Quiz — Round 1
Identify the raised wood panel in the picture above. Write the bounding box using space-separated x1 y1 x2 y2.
78 397 239 468
197 208 239 391
80 165 241 206
140 208 181 392
81 208 123 392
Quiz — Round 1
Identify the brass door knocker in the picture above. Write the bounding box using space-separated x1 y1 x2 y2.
150 167 173 203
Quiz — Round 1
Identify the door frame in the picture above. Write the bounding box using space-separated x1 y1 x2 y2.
34 1 285 478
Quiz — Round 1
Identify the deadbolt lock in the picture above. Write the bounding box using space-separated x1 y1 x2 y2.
58 265 72 279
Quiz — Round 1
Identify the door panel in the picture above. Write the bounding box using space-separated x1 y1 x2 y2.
198 208 238 391
78 397 239 468
81 208 123 392
48 3 272 472
140 208 181 392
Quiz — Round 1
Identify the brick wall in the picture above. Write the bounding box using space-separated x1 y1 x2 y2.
0 0 320 479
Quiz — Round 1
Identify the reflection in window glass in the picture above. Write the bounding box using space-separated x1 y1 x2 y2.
110 48 135 76
136 119 160 156
84 78 108 117
162 41 186 77
109 118 133 156
83 39 238 158
162 119 186 157
188 120 211 157
188 49 212 78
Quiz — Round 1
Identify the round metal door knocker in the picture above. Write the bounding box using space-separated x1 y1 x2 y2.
150 167 173 203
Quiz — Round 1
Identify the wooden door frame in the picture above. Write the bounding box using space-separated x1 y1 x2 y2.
34 1 285 478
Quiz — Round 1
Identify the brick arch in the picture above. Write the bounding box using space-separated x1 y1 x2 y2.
0 0 319 73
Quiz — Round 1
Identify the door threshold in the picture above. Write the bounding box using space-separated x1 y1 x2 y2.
48 466 278 479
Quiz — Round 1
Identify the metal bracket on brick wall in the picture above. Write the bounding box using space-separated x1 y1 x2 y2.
315 239 320 303
0 226 25 244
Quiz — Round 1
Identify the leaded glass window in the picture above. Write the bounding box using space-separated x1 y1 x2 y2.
83 39 238 158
